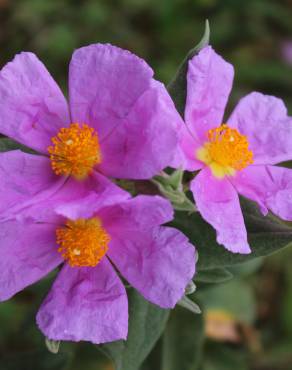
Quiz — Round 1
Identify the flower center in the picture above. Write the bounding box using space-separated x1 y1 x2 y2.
56 217 110 267
48 123 101 179
196 124 253 178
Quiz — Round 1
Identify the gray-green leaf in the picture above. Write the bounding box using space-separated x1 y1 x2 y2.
171 199 292 270
195 268 233 283
167 20 210 115
162 306 204 370
100 289 169 370
0 137 35 154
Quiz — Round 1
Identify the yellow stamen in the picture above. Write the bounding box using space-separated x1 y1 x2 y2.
56 217 110 267
48 123 101 179
196 124 253 179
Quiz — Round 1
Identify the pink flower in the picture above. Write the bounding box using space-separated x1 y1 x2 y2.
0 44 181 219
177 46 292 253
281 41 292 65
0 181 196 344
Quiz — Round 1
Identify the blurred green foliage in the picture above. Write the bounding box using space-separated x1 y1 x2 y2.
1 0 292 110
1 0 292 369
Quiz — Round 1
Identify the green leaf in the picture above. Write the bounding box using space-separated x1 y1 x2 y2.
171 199 292 270
195 268 233 284
185 280 197 295
0 350 71 370
178 295 201 314
162 306 204 370
227 258 263 278
201 342 249 370
46 338 61 354
167 20 210 115
100 289 169 370
0 137 35 153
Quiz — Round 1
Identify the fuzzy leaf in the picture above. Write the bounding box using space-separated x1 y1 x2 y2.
195 268 233 283
100 289 169 370
167 20 210 115
171 199 292 270
0 137 35 154
45 338 61 354
162 306 204 370
178 295 201 314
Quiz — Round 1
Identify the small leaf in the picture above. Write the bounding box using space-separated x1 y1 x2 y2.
100 289 169 370
46 338 61 354
185 280 197 295
178 295 201 314
228 258 263 277
195 268 233 283
0 137 35 153
171 199 292 270
162 306 204 370
167 20 210 115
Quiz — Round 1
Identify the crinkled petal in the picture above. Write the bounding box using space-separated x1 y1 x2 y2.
0 52 70 153
97 81 180 179
108 226 196 309
0 150 66 220
99 195 173 232
54 174 130 220
185 46 234 143
190 168 250 254
69 43 153 141
37 259 128 344
16 171 129 223
231 165 292 221
0 220 62 301
179 126 204 171
228 92 292 165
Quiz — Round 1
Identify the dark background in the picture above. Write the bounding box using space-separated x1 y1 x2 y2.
0 0 292 369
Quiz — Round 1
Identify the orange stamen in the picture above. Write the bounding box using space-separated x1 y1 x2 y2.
48 123 101 179
196 124 253 178
56 217 110 267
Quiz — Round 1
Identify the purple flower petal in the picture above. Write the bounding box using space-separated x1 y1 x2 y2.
108 227 195 309
228 92 292 165
69 44 180 178
37 259 128 344
0 150 66 220
69 43 153 141
190 168 251 254
179 127 204 171
0 220 62 301
185 46 234 143
98 81 180 178
15 171 129 223
231 165 292 221
105 196 196 308
99 195 174 232
54 175 130 220
0 52 70 153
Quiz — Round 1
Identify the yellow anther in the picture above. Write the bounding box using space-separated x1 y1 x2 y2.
196 124 253 178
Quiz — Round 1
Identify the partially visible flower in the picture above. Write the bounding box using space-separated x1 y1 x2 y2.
0 185 196 344
0 43 181 219
281 41 292 65
176 46 292 253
